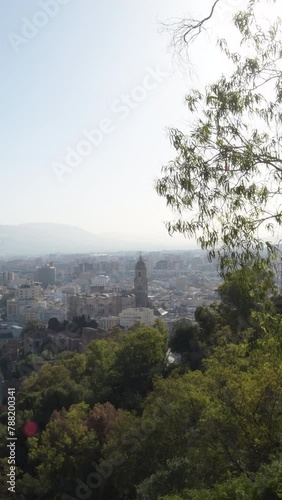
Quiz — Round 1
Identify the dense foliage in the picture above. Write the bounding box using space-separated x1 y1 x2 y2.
0 267 282 499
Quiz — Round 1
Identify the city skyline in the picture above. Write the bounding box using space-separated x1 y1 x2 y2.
0 221 199 255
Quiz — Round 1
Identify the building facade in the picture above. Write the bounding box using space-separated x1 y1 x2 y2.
34 263 56 286
98 316 119 331
91 275 110 287
16 283 42 301
67 292 135 320
7 300 18 322
119 307 155 329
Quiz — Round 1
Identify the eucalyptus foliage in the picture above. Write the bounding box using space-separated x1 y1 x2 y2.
156 0 282 272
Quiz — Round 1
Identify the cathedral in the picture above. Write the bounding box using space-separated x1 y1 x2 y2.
134 256 148 308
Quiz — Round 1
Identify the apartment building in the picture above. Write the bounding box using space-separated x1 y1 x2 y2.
16 283 42 301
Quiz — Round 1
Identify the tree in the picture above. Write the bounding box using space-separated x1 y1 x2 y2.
158 457 282 499
217 262 277 331
72 314 87 331
194 304 223 342
60 352 86 383
85 339 119 404
153 318 169 341
47 317 62 332
102 311 282 499
137 458 194 500
12 353 44 379
20 403 99 498
21 321 45 335
164 0 220 56
17 364 86 425
156 0 282 273
169 319 202 369
87 402 119 446
103 368 208 498
101 409 143 498
86 318 99 329
112 326 167 407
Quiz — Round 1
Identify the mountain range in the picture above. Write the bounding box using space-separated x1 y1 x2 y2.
0 223 191 256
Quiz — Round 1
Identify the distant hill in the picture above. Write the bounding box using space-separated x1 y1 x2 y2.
0 223 191 256
0 223 94 256
0 223 135 256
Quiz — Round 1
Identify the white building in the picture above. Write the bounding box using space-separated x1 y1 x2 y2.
38 307 67 324
91 275 110 287
119 307 155 330
16 283 42 301
7 283 67 325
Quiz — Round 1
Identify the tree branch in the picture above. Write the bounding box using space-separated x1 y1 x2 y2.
161 0 221 59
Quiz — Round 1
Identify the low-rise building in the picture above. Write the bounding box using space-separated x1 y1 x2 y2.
0 323 11 336
23 330 47 355
91 275 110 287
11 325 23 338
3 339 22 362
38 306 67 324
81 327 105 350
98 316 119 331
119 307 155 329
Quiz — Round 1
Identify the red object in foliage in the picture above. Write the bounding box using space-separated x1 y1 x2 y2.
23 420 39 437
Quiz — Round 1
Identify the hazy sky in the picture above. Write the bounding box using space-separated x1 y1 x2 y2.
1 0 277 249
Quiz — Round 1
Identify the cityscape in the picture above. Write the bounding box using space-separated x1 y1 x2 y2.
0 249 219 365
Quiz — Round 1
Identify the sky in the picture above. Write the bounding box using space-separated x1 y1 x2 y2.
1 0 279 250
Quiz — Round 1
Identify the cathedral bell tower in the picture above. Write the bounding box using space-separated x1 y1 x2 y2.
134 256 148 308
